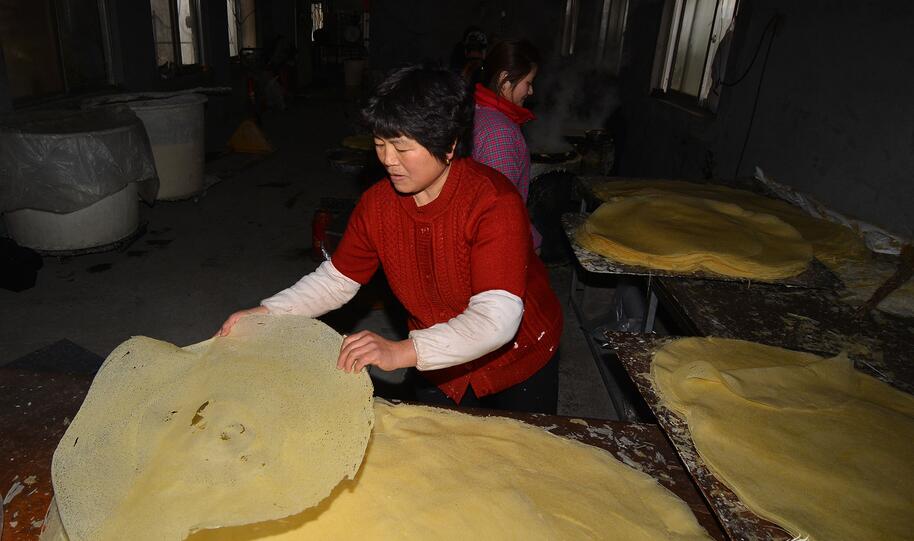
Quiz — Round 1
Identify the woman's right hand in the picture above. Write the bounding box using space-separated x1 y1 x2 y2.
215 306 270 337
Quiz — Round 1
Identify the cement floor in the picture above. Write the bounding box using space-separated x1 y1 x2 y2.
0 95 616 420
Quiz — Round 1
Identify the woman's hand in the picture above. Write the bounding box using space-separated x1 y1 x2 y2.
215 306 270 337
338 331 417 373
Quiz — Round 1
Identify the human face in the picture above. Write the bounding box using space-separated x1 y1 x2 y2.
374 135 453 205
499 66 537 107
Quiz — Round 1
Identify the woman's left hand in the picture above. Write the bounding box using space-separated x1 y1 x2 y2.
338 331 417 373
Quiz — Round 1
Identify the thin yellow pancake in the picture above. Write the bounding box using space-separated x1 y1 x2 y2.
591 180 868 267
652 337 914 541
50 315 373 541
190 402 713 540
577 194 813 280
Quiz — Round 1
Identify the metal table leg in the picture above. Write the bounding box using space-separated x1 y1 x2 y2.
568 196 589 317
642 275 658 333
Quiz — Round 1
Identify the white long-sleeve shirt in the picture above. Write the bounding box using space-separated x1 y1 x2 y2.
261 261 523 370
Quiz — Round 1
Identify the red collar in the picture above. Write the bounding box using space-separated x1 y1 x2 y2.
474 83 535 125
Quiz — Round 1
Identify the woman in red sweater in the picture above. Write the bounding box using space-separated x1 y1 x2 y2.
219 66 563 413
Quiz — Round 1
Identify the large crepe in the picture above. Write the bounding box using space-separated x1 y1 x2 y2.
651 337 914 541
189 401 713 540
590 180 869 267
577 194 813 280
49 315 374 541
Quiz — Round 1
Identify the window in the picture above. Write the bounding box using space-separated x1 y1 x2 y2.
652 0 738 109
1 0 66 99
310 2 324 41
227 0 256 57
560 0 580 57
151 0 175 66
559 0 629 75
227 0 239 56
177 0 199 64
597 0 630 74
0 0 111 101
150 0 201 69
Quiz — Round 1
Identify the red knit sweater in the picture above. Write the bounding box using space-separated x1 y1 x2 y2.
332 158 563 403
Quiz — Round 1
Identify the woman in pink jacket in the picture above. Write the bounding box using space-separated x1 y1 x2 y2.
472 39 543 250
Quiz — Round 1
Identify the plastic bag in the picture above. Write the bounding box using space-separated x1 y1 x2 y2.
0 107 157 214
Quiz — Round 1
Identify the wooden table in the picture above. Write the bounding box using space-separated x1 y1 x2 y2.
604 332 793 541
1 351 723 540
0 343 99 541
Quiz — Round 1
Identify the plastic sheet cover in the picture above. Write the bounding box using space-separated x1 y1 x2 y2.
0 107 158 214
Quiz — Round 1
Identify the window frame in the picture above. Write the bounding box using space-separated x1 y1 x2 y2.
310 2 324 42
226 0 257 60
150 0 204 72
4 0 115 104
651 0 738 112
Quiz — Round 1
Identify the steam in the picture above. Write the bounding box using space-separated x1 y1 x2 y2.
525 63 620 154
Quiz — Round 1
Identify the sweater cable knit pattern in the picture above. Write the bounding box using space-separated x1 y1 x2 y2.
331 158 562 403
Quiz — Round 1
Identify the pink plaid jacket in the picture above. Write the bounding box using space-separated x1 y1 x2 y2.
473 105 542 247
473 105 531 201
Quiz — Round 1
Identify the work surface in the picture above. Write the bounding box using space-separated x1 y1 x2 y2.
605 332 793 541
566 176 914 539
654 276 914 394
0 350 723 540
562 213 839 289
0 342 99 541
571 176 914 394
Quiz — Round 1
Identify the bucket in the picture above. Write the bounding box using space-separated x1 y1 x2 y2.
86 93 207 200
343 59 365 88
3 183 139 252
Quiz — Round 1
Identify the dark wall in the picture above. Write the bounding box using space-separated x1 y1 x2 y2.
262 0 296 45
369 0 565 69
107 0 158 90
0 44 10 112
202 1 232 85
618 0 914 237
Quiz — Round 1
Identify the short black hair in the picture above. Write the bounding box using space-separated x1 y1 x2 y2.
362 65 474 162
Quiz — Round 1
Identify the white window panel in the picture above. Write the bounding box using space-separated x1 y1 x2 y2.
150 0 175 67
176 0 199 65
227 0 239 57
654 0 739 108
149 0 202 68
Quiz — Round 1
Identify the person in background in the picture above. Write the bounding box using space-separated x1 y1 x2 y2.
218 65 562 414
449 26 488 85
472 39 542 250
